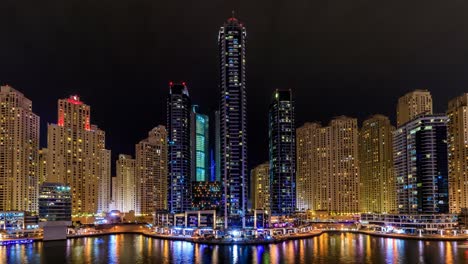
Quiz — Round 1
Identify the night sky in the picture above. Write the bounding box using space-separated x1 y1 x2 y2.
1 1 468 170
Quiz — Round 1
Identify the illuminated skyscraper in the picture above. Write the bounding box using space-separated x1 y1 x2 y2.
447 94 468 213
38 148 48 186
251 162 269 211
296 117 359 214
269 89 296 216
46 95 110 216
191 106 209 182
115 154 136 213
46 95 111 215
135 126 168 215
359 115 396 213
0 85 39 213
219 15 248 228
215 110 221 182
397 89 433 127
394 114 449 214
167 82 192 214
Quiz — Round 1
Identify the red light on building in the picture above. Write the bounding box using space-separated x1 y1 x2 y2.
67 95 83 105
182 82 186 86
58 110 64 126
85 117 91 131
169 81 173 86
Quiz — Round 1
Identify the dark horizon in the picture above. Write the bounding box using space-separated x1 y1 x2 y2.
1 0 468 169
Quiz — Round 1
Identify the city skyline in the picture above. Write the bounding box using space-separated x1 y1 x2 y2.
2 3 468 170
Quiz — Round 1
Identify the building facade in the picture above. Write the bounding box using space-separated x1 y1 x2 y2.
135 126 168 215
296 117 360 214
219 15 248 228
397 89 433 127
359 115 396 213
251 162 270 211
38 182 72 222
46 95 111 216
0 86 40 213
167 82 192 214
191 106 209 182
447 94 468 213
394 114 449 214
115 154 136 213
269 89 296 216
192 181 222 211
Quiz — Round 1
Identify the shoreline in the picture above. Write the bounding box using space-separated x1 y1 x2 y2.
14 229 468 244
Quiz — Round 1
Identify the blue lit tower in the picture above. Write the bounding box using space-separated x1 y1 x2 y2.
191 105 209 182
218 15 247 228
269 89 296 216
394 114 449 214
167 82 192 214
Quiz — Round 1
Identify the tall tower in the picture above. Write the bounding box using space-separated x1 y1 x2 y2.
135 126 168 215
269 89 296 216
191 105 209 182
115 154 136 213
46 95 111 215
167 82 192 214
296 117 359 214
359 115 396 213
219 15 248 228
215 110 221 182
447 94 468 213
397 89 433 127
0 85 40 213
394 114 449 214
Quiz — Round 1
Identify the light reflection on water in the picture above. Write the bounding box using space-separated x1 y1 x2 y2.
0 233 467 263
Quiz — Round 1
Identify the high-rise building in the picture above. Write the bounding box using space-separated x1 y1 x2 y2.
38 148 48 186
0 85 40 213
191 106 209 182
115 154 136 213
359 115 396 213
394 114 449 214
46 95 111 216
251 162 269 211
135 126 168 215
296 117 360 214
214 110 221 182
38 182 72 222
447 94 468 213
219 15 248 228
167 82 192 214
269 89 296 216
98 149 111 213
397 89 433 127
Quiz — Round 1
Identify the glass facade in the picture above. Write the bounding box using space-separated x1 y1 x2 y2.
38 182 72 222
219 16 248 228
269 90 296 216
394 114 449 214
167 82 192 214
191 106 209 182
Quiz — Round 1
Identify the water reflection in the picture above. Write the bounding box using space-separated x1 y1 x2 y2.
0 233 467 263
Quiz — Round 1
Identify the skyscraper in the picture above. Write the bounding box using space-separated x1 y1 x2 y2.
115 154 136 213
38 148 48 186
251 162 270 211
447 94 468 213
0 85 39 213
269 89 296 216
191 105 209 182
167 82 192 214
135 126 168 215
394 114 449 214
397 89 433 127
296 117 360 214
359 115 396 213
214 110 221 182
219 15 248 228
38 182 72 222
46 95 111 215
